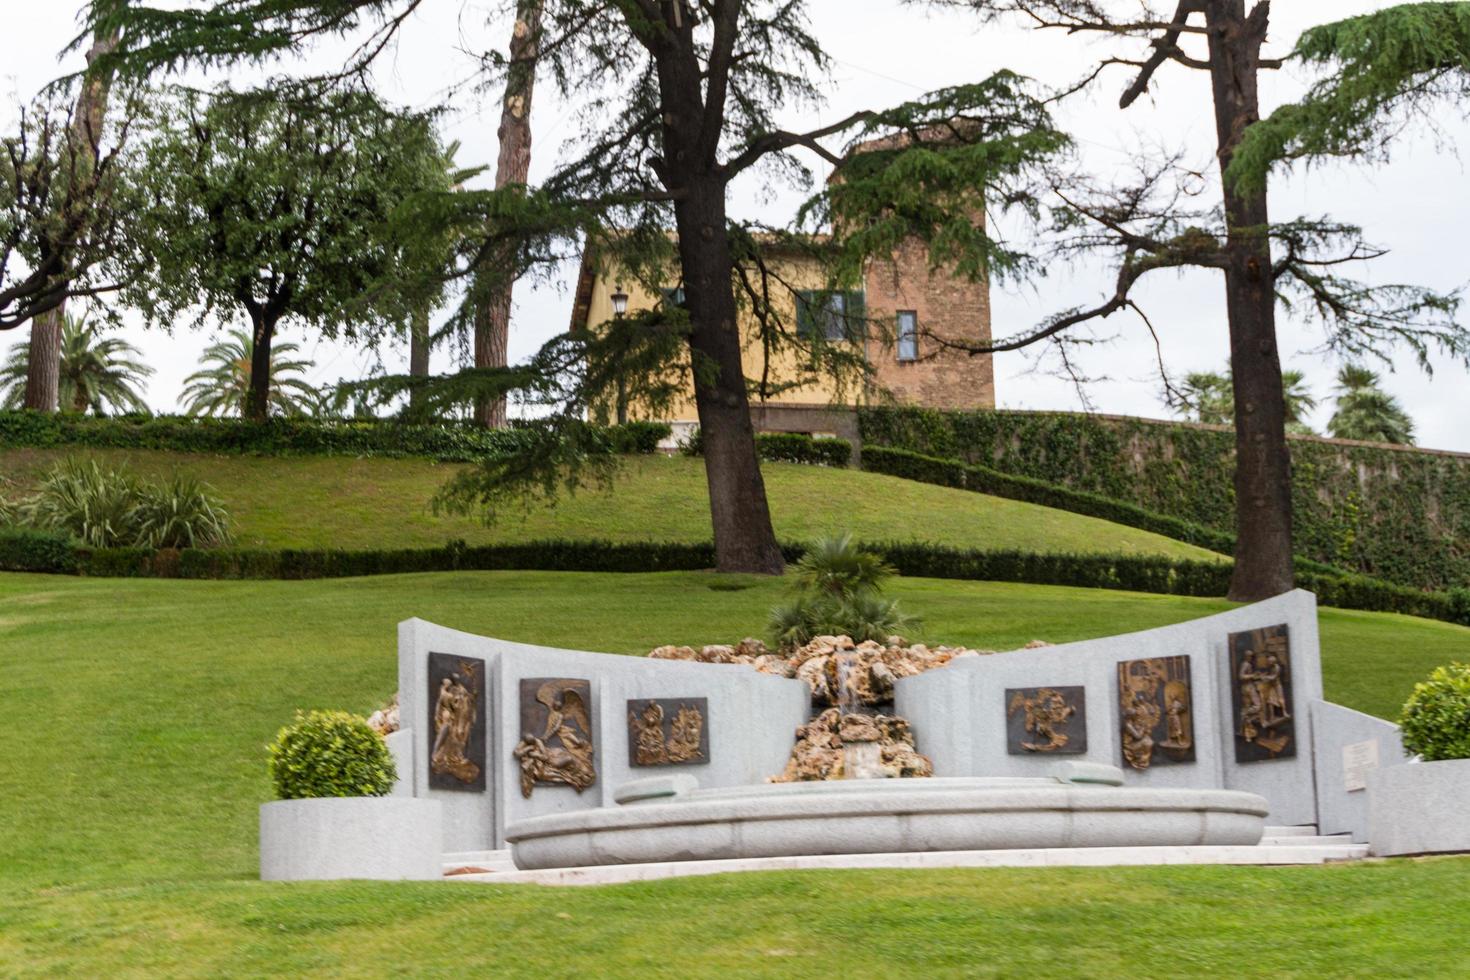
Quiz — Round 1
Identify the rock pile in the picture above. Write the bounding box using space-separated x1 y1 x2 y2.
367 694 400 736
772 707 934 782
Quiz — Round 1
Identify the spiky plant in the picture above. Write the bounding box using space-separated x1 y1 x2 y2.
0 312 154 414
133 474 233 548
1328 365 1415 444
770 534 918 649
180 327 318 417
21 457 142 547
791 532 895 600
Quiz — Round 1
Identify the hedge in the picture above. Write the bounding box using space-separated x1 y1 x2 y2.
862 445 1235 553
0 530 1463 627
681 428 852 467
859 406 1470 592
0 412 671 462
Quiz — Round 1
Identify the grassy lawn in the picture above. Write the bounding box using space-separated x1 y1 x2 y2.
0 448 1222 559
3 569 1468 975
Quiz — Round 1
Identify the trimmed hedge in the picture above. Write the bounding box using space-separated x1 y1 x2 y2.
0 530 1463 627
859 406 1470 591
862 445 1234 553
0 411 671 462
681 428 853 467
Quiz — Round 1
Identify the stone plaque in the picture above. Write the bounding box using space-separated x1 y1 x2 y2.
1117 656 1196 771
514 678 596 798
1342 739 1380 792
627 698 709 767
427 653 487 792
1006 686 1087 755
1229 624 1297 763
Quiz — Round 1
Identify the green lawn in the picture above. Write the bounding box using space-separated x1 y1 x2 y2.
3 569 1468 976
0 448 1222 559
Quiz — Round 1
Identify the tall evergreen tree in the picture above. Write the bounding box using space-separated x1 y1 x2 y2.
85 0 1066 573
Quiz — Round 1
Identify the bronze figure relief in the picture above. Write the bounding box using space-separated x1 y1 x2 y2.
1229 625 1296 762
428 653 487 792
1006 686 1087 755
514 677 597 797
627 698 709 767
1117 656 1195 771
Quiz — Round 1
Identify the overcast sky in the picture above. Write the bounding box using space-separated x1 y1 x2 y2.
3 1 1467 449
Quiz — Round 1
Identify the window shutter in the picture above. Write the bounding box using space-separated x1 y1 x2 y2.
796 290 816 339
844 290 866 340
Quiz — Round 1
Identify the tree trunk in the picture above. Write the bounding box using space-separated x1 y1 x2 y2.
23 308 63 412
674 179 786 575
246 312 275 422
1206 0 1295 601
409 306 430 414
473 0 543 429
23 30 119 412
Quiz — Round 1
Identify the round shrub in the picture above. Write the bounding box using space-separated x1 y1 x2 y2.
267 709 397 800
1399 663 1470 762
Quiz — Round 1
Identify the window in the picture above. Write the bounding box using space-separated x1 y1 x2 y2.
796 289 865 341
897 311 918 362
661 286 686 307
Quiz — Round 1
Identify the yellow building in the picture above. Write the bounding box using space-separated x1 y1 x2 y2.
568 232 996 442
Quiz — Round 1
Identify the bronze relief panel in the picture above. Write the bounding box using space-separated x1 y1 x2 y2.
427 653 487 792
514 677 596 798
627 698 709 767
1229 624 1296 762
1117 656 1196 771
1006 686 1087 755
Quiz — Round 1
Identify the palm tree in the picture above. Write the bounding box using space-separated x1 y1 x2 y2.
180 328 318 417
1 312 153 415
1328 365 1415 445
1169 366 1317 434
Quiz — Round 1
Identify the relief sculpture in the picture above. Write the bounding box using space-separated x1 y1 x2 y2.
514 678 596 797
627 698 709 767
1006 686 1087 755
1117 656 1195 771
1229 625 1296 762
427 653 486 792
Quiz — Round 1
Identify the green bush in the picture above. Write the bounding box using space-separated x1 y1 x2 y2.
681 428 852 467
266 709 397 800
0 527 78 573
132 474 234 549
0 411 669 462
1398 664 1470 762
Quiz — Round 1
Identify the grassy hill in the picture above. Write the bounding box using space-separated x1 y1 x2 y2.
3 569 1469 974
0 448 1223 559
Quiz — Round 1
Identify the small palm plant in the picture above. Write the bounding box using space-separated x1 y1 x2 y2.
15 457 233 548
770 533 917 649
1328 365 1415 445
180 328 318 417
0 312 154 414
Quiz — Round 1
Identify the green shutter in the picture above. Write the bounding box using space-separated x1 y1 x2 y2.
845 290 866 340
796 290 816 339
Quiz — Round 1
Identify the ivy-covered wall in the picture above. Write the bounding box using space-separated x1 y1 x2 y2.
859 407 1470 591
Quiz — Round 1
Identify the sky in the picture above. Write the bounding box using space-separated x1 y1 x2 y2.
2 1 1467 449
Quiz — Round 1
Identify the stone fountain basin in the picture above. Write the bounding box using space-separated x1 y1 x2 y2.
505 777 1269 870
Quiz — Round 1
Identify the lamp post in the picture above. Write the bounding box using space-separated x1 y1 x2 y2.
610 284 630 425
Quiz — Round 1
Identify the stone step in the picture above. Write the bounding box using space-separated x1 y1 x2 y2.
1259 834 1356 847
445 843 1371 886
1263 825 1322 837
442 849 516 876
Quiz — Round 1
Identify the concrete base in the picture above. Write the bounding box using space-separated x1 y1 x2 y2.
505 777 1268 870
1369 759 1470 856
260 797 443 881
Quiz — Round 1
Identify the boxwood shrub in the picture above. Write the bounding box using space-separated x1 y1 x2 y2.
0 411 670 462
1398 664 1470 762
267 709 397 800
0 527 78 573
681 428 852 467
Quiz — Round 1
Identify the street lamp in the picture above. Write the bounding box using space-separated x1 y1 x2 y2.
611 284 629 424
